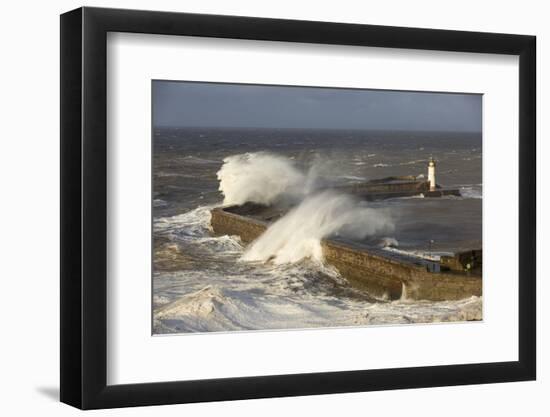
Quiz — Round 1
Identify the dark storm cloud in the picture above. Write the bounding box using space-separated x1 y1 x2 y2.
152 81 482 132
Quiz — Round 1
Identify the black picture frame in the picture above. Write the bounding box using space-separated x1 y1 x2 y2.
60 6 536 410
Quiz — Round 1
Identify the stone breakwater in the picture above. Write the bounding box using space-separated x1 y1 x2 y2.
210 206 482 301
336 179 461 201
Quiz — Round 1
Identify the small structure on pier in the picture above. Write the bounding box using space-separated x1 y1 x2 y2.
336 156 460 200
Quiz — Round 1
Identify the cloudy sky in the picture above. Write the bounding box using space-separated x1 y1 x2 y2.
153 80 481 132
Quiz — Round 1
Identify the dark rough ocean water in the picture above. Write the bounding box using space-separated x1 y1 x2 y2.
152 127 482 334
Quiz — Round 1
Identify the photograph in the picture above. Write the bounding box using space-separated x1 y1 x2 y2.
0 0 542 413
152 81 483 334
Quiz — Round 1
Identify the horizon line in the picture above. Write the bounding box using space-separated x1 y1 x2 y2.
152 125 482 134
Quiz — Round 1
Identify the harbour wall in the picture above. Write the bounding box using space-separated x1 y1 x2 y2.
336 180 460 200
342 180 429 194
210 207 482 301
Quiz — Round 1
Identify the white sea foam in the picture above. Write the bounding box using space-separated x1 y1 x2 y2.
396 194 425 200
216 152 357 205
380 237 399 248
153 199 167 207
382 246 453 261
217 153 308 205
339 175 366 181
460 186 483 199
153 151 482 334
399 159 426 166
153 205 481 333
242 191 394 264
154 206 213 237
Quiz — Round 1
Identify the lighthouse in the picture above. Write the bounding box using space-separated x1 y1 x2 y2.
428 157 436 191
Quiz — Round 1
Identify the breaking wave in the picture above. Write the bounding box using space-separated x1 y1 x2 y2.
152 151 483 333
153 207 481 333
243 191 394 264
217 152 308 205
218 152 395 265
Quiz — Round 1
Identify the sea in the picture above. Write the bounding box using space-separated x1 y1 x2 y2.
152 127 482 334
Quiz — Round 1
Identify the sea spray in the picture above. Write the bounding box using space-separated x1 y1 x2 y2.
379 237 399 248
217 153 306 205
217 152 344 206
217 153 394 265
242 191 394 264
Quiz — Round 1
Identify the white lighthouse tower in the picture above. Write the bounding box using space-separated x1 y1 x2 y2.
428 157 436 191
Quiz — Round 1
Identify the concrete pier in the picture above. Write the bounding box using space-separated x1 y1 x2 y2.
336 178 461 201
210 205 482 301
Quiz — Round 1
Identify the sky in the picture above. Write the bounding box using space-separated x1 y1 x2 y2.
152 81 482 132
